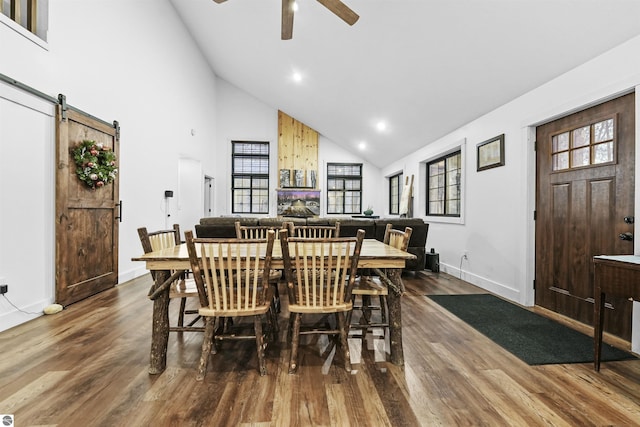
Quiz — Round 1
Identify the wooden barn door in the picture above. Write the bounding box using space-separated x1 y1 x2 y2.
535 92 635 339
55 99 120 306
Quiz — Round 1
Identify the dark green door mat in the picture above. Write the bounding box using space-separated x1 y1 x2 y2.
427 294 637 366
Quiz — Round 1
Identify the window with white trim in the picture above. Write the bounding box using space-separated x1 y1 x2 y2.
231 141 269 214
327 163 362 214
427 151 461 216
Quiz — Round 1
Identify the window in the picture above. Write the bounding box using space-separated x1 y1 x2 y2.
389 173 403 215
327 163 362 214
231 141 269 214
427 151 461 216
551 118 615 171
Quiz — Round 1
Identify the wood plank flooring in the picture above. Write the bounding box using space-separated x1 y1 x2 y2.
1 271 640 426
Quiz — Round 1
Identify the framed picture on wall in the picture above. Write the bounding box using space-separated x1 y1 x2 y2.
477 134 505 171
277 189 320 217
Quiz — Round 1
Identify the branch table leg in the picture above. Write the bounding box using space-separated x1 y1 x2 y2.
149 270 170 374
386 268 404 366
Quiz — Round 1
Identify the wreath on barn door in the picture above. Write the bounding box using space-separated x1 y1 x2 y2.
72 139 118 189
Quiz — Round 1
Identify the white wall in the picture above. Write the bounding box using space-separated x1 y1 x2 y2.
382 35 640 350
0 0 218 331
0 84 56 330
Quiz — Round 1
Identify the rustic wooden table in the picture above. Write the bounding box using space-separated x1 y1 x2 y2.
133 238 416 374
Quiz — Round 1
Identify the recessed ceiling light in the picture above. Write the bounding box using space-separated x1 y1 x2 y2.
376 121 386 131
358 142 366 150
292 72 302 83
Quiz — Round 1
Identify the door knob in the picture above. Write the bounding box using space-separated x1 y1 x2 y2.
619 232 633 241
624 216 635 224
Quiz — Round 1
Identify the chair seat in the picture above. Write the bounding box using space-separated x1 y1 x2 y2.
170 277 199 298
198 286 274 317
199 304 271 317
198 298 272 317
352 276 388 296
289 301 352 314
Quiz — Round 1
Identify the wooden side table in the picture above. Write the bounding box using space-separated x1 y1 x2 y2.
593 255 640 371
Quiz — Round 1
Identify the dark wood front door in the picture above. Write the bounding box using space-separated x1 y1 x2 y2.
535 92 635 339
55 105 120 306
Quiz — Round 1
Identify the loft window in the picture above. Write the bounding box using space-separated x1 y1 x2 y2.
427 151 461 216
327 163 362 214
231 141 269 214
1 0 49 41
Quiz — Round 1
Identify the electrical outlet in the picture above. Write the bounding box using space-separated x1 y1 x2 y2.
0 284 7 295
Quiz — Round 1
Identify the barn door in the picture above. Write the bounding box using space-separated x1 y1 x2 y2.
535 92 635 339
55 98 120 306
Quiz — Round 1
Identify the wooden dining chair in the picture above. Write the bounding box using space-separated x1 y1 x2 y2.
279 228 364 374
235 221 291 312
349 224 412 336
138 224 203 332
289 221 340 238
185 230 278 380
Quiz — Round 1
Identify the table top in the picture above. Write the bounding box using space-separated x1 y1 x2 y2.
133 238 416 270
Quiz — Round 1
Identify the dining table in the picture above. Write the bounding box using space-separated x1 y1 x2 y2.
133 238 416 374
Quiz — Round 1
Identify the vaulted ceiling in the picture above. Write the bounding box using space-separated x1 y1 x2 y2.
170 0 640 168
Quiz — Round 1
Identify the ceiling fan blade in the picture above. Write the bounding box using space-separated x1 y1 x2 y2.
316 0 359 26
282 0 295 40
212 0 228 3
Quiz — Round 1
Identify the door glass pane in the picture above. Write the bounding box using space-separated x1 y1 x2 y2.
553 132 569 152
593 142 614 164
594 119 614 143
571 147 590 167
552 152 569 171
572 127 590 148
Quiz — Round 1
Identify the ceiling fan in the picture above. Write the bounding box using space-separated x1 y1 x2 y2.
212 0 360 40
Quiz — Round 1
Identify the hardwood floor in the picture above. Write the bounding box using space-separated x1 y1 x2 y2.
1 271 640 426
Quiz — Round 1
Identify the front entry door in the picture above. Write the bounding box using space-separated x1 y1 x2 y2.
55 104 120 306
535 92 635 340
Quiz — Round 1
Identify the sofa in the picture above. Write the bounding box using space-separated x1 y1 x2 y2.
195 216 429 271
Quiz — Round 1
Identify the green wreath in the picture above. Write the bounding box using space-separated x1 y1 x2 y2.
72 139 118 189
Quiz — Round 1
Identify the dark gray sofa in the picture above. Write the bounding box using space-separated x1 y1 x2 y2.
195 216 428 271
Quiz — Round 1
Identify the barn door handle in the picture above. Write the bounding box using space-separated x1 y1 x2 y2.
115 200 123 222
619 232 633 241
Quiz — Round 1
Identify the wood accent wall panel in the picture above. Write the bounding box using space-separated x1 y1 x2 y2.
278 110 318 188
